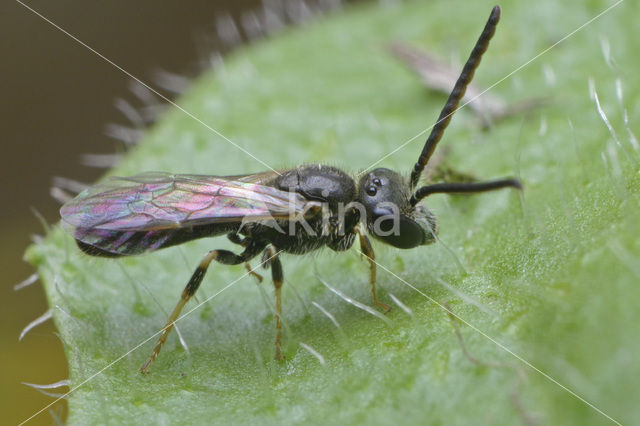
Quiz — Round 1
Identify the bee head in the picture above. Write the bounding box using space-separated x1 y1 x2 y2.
357 168 437 249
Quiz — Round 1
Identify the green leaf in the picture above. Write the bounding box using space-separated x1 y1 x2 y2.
26 0 640 424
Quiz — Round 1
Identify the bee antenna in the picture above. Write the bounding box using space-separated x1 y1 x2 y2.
409 5 501 189
410 178 522 206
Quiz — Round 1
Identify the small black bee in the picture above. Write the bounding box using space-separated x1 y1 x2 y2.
60 5 520 373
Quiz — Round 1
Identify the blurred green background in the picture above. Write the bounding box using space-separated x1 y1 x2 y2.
2 1 293 423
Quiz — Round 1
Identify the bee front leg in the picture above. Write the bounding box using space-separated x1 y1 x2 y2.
355 225 390 313
263 245 285 360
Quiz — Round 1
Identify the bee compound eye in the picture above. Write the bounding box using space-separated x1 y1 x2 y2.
366 186 377 196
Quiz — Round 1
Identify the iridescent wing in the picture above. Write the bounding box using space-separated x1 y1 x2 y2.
60 172 308 256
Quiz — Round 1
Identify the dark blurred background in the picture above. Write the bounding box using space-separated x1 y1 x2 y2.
2 1 354 423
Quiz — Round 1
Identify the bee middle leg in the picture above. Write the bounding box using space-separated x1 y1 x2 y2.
228 233 263 283
141 242 263 373
262 245 285 360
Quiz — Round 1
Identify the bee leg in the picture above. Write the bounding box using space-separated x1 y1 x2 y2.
227 232 248 246
140 246 261 373
244 263 263 283
356 226 391 313
228 233 263 283
263 245 285 360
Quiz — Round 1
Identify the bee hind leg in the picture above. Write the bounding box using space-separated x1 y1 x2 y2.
141 243 263 373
